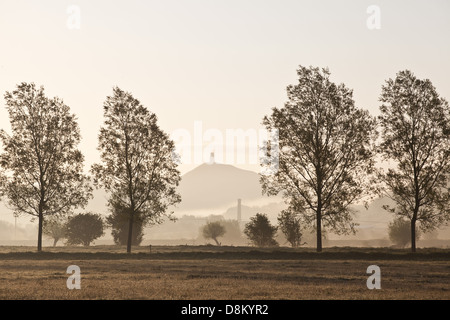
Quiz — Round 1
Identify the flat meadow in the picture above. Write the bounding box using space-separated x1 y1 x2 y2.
0 245 448 300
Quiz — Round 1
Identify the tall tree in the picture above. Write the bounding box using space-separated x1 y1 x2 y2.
261 66 377 252
91 87 181 253
43 217 68 247
0 83 92 251
378 70 450 252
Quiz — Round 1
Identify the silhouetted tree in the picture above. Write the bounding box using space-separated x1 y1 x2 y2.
106 200 145 246
378 70 450 252
91 87 181 253
0 83 92 251
66 212 104 246
388 218 421 248
244 213 278 247
202 221 226 245
43 217 67 247
277 210 303 247
261 66 377 252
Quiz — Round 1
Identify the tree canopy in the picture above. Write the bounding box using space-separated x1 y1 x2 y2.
0 83 92 251
91 87 181 253
378 70 450 252
261 66 377 252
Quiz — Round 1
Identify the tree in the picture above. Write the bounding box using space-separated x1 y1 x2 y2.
244 213 278 247
388 218 421 248
260 66 377 252
66 213 104 246
91 87 181 253
106 200 145 246
277 210 303 247
43 217 67 247
378 70 450 252
0 83 92 251
202 221 226 245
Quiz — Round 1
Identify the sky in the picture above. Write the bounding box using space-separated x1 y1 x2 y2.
1 0 449 175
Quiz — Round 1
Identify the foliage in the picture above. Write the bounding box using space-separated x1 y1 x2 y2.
0 83 92 251
378 70 450 252
202 221 226 245
91 87 181 253
244 213 278 247
277 210 303 247
66 212 104 246
106 200 145 246
261 66 377 252
43 217 67 247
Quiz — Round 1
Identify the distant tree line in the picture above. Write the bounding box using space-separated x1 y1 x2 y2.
1 66 450 253
200 212 315 248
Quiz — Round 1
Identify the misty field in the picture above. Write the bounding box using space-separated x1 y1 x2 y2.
0 246 449 300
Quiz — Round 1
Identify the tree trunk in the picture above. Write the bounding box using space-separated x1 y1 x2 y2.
316 150 323 253
53 238 57 247
412 151 419 253
37 210 43 252
411 198 419 253
411 218 417 253
126 212 134 254
316 204 322 252
213 238 220 246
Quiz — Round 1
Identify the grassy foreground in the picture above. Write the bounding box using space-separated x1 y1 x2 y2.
0 245 449 300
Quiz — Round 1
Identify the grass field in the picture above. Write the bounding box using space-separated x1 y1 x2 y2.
0 245 449 300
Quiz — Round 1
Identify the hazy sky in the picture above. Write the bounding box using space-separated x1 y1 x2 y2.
1 0 449 175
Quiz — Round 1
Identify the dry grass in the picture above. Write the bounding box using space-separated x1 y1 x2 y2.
0 245 449 300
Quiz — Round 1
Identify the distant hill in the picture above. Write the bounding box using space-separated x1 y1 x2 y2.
176 162 271 211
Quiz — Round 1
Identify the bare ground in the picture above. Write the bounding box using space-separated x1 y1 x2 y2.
0 246 448 300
